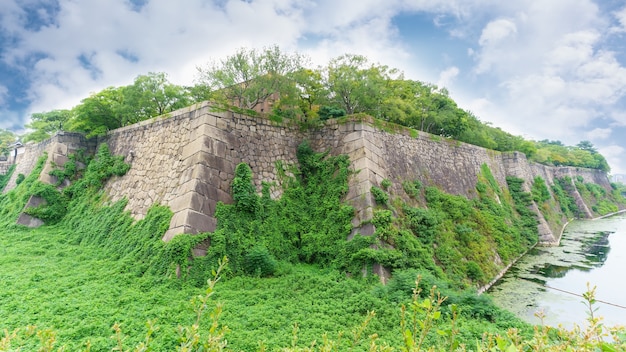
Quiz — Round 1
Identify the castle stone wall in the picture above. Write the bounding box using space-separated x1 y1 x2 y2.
3 132 93 193
100 102 303 240
6 106 614 247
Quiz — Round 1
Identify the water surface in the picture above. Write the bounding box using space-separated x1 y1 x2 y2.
488 213 626 327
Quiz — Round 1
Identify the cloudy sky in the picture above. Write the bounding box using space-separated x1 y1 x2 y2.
1 0 626 173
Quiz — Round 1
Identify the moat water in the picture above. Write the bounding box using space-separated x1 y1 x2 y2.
488 213 626 328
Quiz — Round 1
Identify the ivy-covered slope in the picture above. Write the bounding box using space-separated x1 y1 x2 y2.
3 139 624 289
3 137 626 350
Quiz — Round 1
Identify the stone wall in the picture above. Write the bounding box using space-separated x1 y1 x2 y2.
3 132 94 193
1 132 96 227
0 161 11 175
6 106 614 247
99 102 303 240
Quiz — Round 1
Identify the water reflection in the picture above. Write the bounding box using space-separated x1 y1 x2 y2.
526 231 611 281
582 232 610 266
488 214 626 327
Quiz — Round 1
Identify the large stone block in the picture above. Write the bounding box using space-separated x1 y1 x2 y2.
168 191 215 215
52 142 68 156
181 136 214 160
166 209 217 239
17 213 45 228
351 156 372 173
190 122 226 141
52 154 69 167
25 195 46 208
342 131 364 144
189 111 217 130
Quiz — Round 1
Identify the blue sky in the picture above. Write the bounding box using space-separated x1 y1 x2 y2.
1 0 626 173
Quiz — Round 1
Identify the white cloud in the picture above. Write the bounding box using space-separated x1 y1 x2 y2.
457 0 626 152
3 0 312 117
586 128 612 140
612 6 626 32
473 17 520 74
4 0 430 121
0 86 8 105
611 111 626 126
599 145 625 174
437 66 459 89
478 18 517 47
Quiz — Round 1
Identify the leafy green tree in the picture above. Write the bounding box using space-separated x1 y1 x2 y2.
381 79 429 128
291 68 329 120
323 54 399 117
0 129 17 156
123 72 191 119
67 73 192 137
195 45 305 112
23 110 72 142
67 86 127 137
576 140 597 154
381 80 469 138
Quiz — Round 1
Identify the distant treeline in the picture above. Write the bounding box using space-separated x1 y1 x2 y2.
1 46 609 171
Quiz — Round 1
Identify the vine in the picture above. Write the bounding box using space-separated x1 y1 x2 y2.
197 140 357 277
0 164 15 191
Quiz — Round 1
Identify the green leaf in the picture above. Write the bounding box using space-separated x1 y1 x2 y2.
601 342 617 352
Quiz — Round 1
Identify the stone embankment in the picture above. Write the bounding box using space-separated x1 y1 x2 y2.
5 103 614 251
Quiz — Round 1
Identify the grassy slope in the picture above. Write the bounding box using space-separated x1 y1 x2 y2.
0 223 524 351
5 145 623 350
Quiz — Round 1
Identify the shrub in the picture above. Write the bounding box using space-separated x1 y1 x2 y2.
243 245 277 277
371 186 389 205
23 181 68 224
231 163 260 214
465 261 485 282
15 173 25 185
531 176 551 203
372 209 393 228
402 179 422 198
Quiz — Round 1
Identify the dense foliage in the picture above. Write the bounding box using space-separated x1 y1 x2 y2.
188 141 356 279
573 176 626 216
0 142 538 351
351 164 539 289
0 164 15 192
0 128 17 156
19 72 193 141
0 154 48 227
1 138 626 350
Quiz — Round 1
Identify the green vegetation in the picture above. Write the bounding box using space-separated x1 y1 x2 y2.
371 185 389 205
573 176 625 216
21 72 192 140
0 145 533 350
532 140 610 172
1 139 626 350
0 154 48 226
0 128 17 156
0 224 623 351
0 164 15 192
349 164 539 290
402 179 422 199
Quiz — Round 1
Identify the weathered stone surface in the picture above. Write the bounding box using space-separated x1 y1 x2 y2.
24 195 46 208
16 196 47 227
16 213 45 228
7 108 616 251
52 154 69 167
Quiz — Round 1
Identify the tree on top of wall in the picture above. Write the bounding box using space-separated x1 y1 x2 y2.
195 45 306 112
